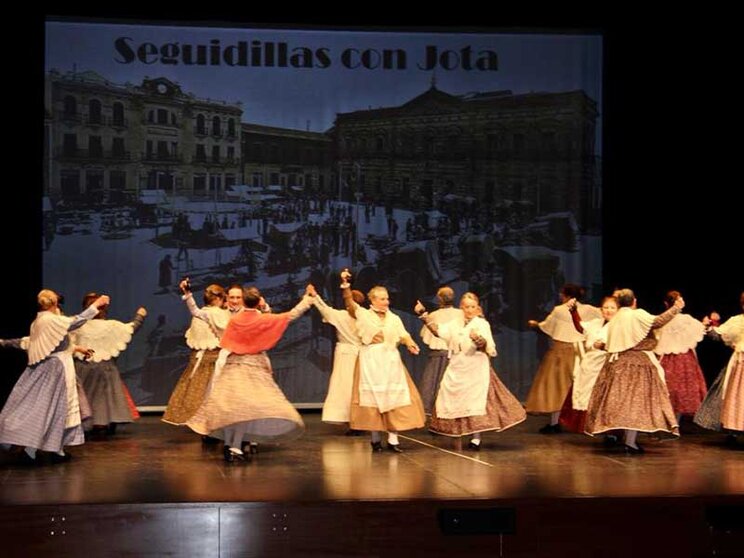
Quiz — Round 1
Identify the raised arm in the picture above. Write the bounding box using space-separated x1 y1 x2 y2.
313 294 341 325
340 269 358 319
277 285 316 322
70 295 109 331
180 279 210 322
652 296 684 329
130 307 148 334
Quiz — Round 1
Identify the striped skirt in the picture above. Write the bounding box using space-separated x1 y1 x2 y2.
0 357 84 452
76 359 136 427
186 352 304 443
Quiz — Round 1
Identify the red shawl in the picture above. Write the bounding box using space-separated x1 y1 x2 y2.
220 310 290 354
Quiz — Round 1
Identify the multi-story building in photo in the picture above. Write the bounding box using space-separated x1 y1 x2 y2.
332 84 601 233
44 70 243 204
240 123 333 196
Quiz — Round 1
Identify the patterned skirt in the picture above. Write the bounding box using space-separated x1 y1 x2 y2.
585 350 678 436
162 349 220 425
694 367 724 431
76 359 136 427
659 350 708 416
694 353 744 433
186 352 304 443
721 354 743 432
429 368 526 437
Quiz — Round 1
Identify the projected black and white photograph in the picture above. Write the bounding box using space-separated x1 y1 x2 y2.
43 22 603 407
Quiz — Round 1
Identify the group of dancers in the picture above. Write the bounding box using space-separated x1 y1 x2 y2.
0 291 145 463
0 272 741 465
163 269 526 461
524 286 743 453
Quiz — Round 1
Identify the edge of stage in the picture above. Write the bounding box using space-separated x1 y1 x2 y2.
1 413 742 557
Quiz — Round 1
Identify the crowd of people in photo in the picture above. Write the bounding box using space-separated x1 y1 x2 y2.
0 269 741 465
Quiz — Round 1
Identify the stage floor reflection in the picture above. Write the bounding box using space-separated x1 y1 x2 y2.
1 413 742 506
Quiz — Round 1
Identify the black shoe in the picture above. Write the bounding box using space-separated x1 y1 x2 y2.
467 441 481 451
223 446 234 462
49 453 72 464
202 435 220 445
603 434 619 447
623 444 645 455
724 434 738 447
37 452 72 465
107 423 118 436
386 443 403 453
370 441 383 452
86 427 108 441
223 447 245 463
15 451 38 467
538 423 561 434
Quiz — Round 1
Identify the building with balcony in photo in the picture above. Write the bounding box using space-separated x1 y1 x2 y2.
44 70 243 205
332 83 601 234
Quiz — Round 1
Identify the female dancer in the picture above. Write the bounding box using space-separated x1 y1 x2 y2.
72 293 147 437
162 281 229 429
559 295 619 437
341 270 425 453
694 292 744 443
654 290 708 424
525 284 601 433
0 290 109 463
311 289 365 428
185 285 315 462
585 288 683 454
415 293 525 450
417 286 463 415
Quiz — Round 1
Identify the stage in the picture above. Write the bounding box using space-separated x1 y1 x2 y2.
1 413 742 557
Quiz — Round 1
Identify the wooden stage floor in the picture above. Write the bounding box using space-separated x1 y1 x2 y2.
1 413 742 557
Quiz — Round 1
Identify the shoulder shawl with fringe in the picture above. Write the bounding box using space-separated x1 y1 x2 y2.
655 313 706 355
539 302 602 343
185 306 231 350
716 314 744 352
27 311 76 365
606 307 656 353
70 318 138 362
